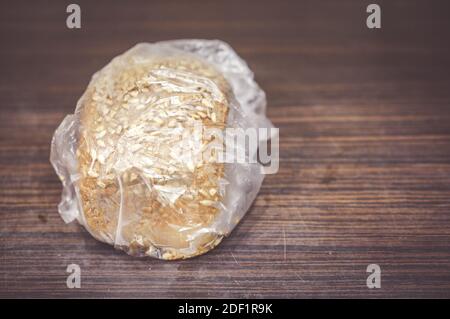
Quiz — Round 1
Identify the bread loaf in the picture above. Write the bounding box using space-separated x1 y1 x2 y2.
76 54 230 259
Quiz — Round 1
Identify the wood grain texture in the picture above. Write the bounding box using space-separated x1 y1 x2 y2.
1 0 450 298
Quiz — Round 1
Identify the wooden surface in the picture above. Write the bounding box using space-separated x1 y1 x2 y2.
1 0 450 298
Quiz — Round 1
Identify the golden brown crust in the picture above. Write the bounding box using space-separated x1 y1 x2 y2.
76 55 230 259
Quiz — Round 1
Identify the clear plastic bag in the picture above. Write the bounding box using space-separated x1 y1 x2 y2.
50 39 273 259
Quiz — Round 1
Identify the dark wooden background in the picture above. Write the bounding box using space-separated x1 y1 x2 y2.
1 0 450 298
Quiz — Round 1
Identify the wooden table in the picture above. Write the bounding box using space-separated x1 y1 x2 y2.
1 0 450 298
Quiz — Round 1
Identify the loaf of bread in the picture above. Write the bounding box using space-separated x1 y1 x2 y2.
75 52 232 259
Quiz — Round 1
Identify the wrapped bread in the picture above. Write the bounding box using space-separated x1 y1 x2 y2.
50 40 272 259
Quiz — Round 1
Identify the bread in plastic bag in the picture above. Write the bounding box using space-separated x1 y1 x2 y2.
50 39 273 260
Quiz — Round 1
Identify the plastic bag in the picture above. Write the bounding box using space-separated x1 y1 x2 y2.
50 39 273 259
